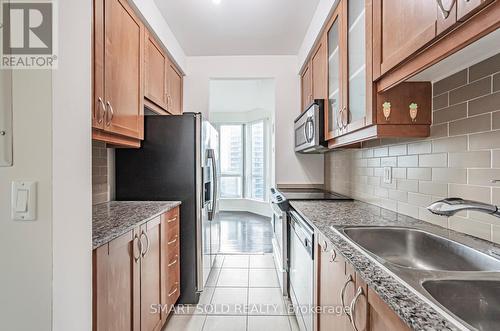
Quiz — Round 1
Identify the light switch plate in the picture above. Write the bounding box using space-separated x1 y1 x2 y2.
12 181 37 221
383 167 392 184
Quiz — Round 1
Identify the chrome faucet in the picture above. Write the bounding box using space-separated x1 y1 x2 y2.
427 198 500 218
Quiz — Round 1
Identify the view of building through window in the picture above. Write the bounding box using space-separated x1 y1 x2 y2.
219 121 266 201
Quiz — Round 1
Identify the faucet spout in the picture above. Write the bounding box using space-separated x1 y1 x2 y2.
427 198 500 218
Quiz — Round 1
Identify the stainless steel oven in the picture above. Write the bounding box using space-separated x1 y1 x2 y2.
294 99 327 154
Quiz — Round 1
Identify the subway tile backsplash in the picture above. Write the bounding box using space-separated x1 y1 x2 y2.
325 53 500 244
92 141 109 205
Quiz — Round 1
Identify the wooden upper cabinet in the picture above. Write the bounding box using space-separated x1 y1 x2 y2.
166 61 183 115
373 0 437 77
301 63 313 111
93 230 140 331
93 0 105 130
343 0 372 133
325 6 343 139
457 0 493 20
104 0 144 140
436 0 457 35
312 40 328 100
145 33 168 110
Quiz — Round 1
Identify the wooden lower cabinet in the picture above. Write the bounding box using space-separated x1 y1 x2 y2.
93 207 181 331
140 218 163 331
316 233 410 331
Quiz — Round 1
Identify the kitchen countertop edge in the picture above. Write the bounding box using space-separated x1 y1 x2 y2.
289 199 484 331
92 201 182 249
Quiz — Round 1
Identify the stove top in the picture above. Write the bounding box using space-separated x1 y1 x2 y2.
270 188 351 204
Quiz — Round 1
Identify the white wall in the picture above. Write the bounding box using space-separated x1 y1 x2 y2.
297 0 338 72
184 56 324 186
0 70 53 330
130 0 187 72
52 0 93 329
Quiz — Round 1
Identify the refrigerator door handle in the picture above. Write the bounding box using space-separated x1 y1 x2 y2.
207 148 217 221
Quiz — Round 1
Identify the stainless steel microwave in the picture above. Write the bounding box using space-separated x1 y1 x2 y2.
294 100 328 154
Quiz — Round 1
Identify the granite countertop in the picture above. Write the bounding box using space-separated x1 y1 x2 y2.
92 201 181 249
290 200 500 331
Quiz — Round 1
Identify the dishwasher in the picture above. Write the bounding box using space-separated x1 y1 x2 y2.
289 210 314 331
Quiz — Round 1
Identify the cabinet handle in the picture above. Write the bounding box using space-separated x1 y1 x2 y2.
321 239 328 252
140 230 150 257
342 106 348 129
168 284 179 297
167 235 178 245
96 97 105 124
337 107 344 131
134 234 142 263
168 255 178 267
329 249 337 263
349 287 366 331
340 275 354 320
167 216 177 223
105 101 114 126
436 0 456 19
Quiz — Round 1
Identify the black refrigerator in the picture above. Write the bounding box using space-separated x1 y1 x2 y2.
115 113 220 304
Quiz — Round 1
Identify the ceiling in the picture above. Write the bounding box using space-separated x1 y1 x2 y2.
154 0 320 56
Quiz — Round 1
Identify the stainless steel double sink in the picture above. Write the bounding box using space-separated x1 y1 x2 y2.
336 226 500 331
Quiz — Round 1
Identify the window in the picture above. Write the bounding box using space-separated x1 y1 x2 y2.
248 121 265 200
219 125 243 198
218 120 267 201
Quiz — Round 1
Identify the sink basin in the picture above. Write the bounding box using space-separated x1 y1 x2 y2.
423 279 500 331
342 227 500 272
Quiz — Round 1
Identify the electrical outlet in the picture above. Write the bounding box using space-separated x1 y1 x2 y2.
383 167 392 184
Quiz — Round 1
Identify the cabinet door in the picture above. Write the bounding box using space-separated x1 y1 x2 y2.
312 40 328 100
145 33 168 110
140 217 163 331
373 0 437 77
93 0 105 129
93 229 141 331
301 63 313 111
368 288 411 331
104 0 144 139
166 62 183 115
317 238 349 331
345 0 368 132
436 0 457 35
326 7 343 140
457 0 492 20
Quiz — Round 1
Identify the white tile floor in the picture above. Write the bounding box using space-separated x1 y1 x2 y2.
163 254 300 331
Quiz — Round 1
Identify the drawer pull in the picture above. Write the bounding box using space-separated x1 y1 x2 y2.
168 256 178 267
168 284 178 297
167 216 177 223
133 234 142 263
167 236 178 245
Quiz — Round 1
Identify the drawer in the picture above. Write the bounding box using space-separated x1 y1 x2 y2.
166 227 179 248
164 207 179 228
166 275 180 305
166 250 180 273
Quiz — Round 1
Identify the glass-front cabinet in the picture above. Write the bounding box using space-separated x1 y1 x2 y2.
325 8 343 140
325 0 370 140
346 0 368 132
